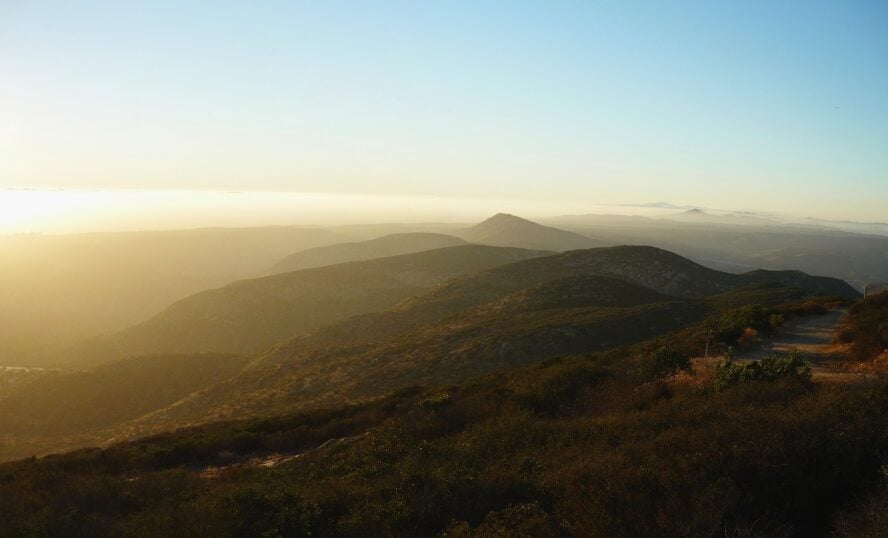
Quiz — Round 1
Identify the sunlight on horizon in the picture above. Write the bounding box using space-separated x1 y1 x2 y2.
0 189 640 235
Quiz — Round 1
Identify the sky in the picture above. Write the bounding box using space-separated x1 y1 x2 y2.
1 0 887 231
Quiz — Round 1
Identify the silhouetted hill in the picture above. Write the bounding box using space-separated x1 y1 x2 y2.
270 233 468 273
65 245 551 364
458 213 602 251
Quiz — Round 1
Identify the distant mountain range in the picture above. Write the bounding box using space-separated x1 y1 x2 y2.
4 209 884 365
50 214 603 365
615 203 888 236
50 213 865 367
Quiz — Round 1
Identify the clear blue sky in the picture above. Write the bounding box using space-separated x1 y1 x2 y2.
1 1 887 221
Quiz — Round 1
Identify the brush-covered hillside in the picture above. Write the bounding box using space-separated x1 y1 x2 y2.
116 246 857 433
0 353 250 461
0 244 856 464
2 292 884 537
262 245 857 357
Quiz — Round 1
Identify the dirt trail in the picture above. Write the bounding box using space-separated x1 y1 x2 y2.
725 309 869 383
737 310 844 361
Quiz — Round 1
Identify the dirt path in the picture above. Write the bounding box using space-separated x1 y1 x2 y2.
729 309 870 383
736 310 845 363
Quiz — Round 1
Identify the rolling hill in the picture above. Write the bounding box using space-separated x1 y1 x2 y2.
270 233 468 273
278 245 857 354
256 245 760 357
543 213 888 291
122 246 857 430
65 245 551 364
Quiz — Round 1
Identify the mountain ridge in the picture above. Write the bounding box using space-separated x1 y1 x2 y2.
62 244 552 365
118 245 857 432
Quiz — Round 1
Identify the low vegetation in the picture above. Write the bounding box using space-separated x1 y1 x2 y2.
0 239 875 536
0 294 884 536
1 352 885 536
0 250 853 464
0 353 250 462
129 280 842 433
714 349 812 391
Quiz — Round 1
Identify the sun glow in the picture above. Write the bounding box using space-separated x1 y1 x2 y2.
0 189 614 235
0 190 118 233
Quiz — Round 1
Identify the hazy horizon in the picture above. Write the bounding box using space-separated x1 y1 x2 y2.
3 187 888 235
3 1 887 232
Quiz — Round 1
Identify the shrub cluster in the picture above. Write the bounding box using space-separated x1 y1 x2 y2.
714 348 811 391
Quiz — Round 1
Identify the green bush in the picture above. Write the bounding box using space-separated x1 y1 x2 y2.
715 349 811 391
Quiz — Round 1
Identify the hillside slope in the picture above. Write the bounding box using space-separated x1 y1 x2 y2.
127 246 857 430
253 245 749 359
270 233 468 273
273 245 857 356
0 352 250 461
5 334 883 537
67 245 551 364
